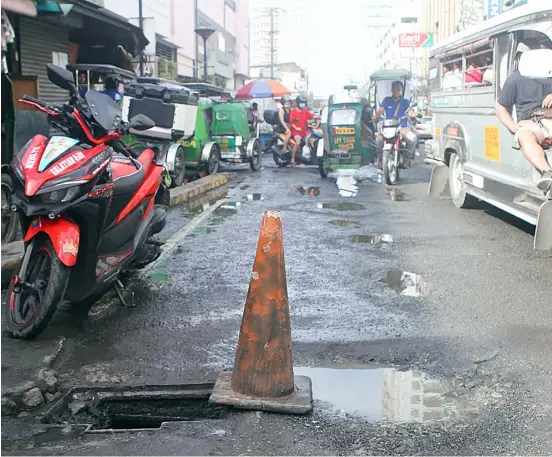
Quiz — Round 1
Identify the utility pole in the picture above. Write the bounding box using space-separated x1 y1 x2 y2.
138 0 144 76
269 7 275 79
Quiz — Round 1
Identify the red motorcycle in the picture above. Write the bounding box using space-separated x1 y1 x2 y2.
5 64 169 339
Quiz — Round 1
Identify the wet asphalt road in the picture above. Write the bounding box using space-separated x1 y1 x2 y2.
2 152 552 455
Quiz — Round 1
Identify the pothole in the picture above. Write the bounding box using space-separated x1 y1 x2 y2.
45 385 227 431
329 220 360 227
387 188 408 202
294 365 479 422
380 269 428 297
351 234 393 245
318 203 365 211
296 187 321 197
244 193 264 201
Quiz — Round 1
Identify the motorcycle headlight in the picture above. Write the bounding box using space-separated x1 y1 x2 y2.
382 128 396 139
38 186 81 203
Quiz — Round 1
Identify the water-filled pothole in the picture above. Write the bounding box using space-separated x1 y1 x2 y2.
296 186 321 197
380 269 428 296
46 385 227 431
351 234 393 245
329 220 360 227
318 203 365 211
294 365 478 422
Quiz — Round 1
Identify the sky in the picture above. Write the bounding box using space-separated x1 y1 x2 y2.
251 0 390 97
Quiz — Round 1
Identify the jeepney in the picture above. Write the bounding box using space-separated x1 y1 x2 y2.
426 1 552 250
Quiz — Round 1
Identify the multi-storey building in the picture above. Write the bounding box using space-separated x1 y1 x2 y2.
103 0 249 89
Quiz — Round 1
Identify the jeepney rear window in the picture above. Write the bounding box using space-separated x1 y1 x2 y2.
329 109 358 125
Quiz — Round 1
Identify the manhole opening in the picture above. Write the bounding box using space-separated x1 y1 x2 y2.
47 386 228 431
90 398 226 430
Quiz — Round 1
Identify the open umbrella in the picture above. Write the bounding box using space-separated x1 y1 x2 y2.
235 79 290 99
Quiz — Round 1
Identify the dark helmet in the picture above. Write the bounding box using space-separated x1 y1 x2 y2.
392 80 404 90
281 95 291 104
296 95 307 105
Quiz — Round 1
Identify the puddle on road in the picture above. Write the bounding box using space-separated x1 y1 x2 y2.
336 176 358 197
294 365 477 422
387 188 409 202
329 220 360 227
318 202 365 211
244 193 264 201
296 186 321 197
351 234 394 245
380 269 428 297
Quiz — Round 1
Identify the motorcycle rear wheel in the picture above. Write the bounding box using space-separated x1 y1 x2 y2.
272 148 290 167
4 236 70 339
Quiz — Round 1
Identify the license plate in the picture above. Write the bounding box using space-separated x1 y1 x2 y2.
339 152 351 159
334 127 355 135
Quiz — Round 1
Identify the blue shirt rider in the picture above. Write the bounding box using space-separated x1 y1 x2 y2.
378 81 412 128
373 80 418 167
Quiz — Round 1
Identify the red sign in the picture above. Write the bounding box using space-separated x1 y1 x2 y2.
399 33 434 48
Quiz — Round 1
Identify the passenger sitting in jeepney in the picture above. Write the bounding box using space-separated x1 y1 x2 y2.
373 80 418 168
496 43 552 192
465 58 483 85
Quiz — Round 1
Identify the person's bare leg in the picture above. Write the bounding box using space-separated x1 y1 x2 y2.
518 130 550 172
291 141 299 164
282 132 291 152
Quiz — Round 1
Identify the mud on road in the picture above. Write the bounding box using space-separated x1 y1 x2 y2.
2 158 552 455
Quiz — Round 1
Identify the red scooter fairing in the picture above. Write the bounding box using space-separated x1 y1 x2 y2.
24 216 80 267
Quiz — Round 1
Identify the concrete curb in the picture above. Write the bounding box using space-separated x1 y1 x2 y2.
1 174 235 287
169 173 233 207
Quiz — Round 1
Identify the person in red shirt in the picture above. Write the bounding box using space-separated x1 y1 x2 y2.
289 95 313 166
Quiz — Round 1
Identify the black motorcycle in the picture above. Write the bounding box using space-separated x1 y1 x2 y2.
264 109 323 167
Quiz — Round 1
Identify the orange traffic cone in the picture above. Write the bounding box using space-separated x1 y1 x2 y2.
209 210 313 414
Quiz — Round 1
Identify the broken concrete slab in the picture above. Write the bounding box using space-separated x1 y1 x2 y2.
21 388 44 410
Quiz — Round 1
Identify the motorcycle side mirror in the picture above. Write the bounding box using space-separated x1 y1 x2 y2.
127 114 155 131
47 64 76 95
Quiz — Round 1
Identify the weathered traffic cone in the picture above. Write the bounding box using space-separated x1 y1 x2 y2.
209 210 313 414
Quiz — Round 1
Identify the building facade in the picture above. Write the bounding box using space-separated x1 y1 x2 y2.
376 0 425 78
249 0 308 72
103 0 250 89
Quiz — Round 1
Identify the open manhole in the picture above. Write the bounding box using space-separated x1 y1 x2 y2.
44 384 227 431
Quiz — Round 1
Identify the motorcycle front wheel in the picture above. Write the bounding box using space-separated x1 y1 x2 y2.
4 236 70 339
382 150 399 185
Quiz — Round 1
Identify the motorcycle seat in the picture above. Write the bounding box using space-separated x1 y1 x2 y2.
111 155 145 196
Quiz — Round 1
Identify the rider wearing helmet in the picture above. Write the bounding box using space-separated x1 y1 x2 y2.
277 95 292 152
373 80 418 168
290 94 314 166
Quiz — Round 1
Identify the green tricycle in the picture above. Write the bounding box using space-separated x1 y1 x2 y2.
210 102 261 172
318 85 376 178
177 97 222 176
